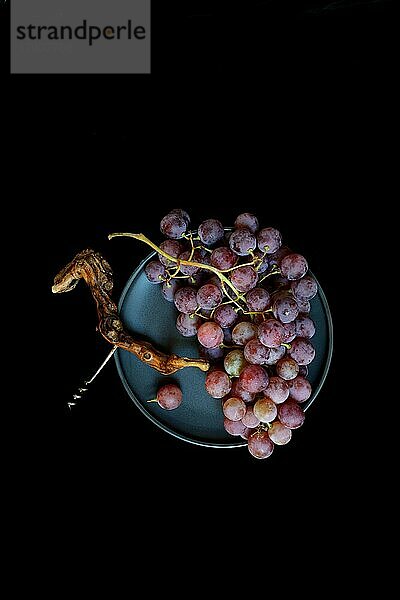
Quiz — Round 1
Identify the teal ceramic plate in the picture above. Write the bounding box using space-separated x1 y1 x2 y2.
115 253 333 448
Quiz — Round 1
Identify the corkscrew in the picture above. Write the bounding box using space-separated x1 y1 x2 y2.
68 346 117 409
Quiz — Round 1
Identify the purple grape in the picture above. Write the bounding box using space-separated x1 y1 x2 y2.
239 365 269 394
234 213 259 234
288 376 312 403
205 369 232 399
223 328 233 345
257 228 282 254
170 208 191 225
276 357 300 381
265 377 290 404
282 321 296 343
244 339 270 365
176 313 201 337
268 421 292 445
156 384 183 411
241 428 255 440
210 247 238 270
214 305 239 328
264 345 286 366
273 295 299 324
145 260 166 284
198 219 225 246
299 365 309 377
158 240 183 267
230 378 255 404
291 276 318 301
278 400 305 430
258 319 285 348
246 288 271 312
254 398 278 424
224 418 247 437
280 254 308 281
242 406 260 429
268 246 291 267
295 316 316 339
232 321 258 346
248 431 275 459
223 397 247 422
289 338 316 366
196 284 223 311
179 250 202 276
224 350 248 377
174 287 198 314
200 346 225 363
230 267 258 293
160 212 188 240
197 321 224 349
206 275 224 291
229 228 257 257
161 279 180 302
295 297 311 314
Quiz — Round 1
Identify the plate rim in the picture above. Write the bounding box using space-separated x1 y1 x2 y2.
115 250 334 449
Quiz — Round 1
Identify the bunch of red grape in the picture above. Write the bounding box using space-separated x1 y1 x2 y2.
145 209 318 460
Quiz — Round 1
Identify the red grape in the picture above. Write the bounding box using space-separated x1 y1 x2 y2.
242 406 261 429
248 430 274 459
214 305 239 328
268 246 291 267
282 321 296 343
244 339 270 365
288 377 312 403
210 247 238 270
160 212 188 239
234 213 259 233
278 400 305 429
268 421 292 445
224 350 248 377
258 319 285 348
291 276 318 301
159 240 183 267
295 316 316 338
232 321 258 346
246 288 271 312
145 260 166 284
276 357 300 381
174 287 198 314
254 398 278 423
280 254 308 280
230 266 259 292
265 377 290 404
196 284 223 310
289 338 316 366
257 228 282 254
230 378 255 404
157 384 183 410
198 219 225 246
162 279 180 302
239 365 269 393
273 295 299 324
197 321 224 349
264 345 286 366
205 369 232 398
170 208 191 225
224 418 247 437
176 313 201 337
223 397 247 422
229 228 257 256
179 250 202 276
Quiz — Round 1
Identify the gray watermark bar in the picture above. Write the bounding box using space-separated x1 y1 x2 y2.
11 0 151 74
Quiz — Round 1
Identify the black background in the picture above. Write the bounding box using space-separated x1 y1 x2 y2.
7 1 394 507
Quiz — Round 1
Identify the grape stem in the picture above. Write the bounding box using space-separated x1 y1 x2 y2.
109 232 243 298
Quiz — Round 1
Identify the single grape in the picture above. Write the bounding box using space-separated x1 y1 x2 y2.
145 260 166 284
170 208 191 225
205 369 232 399
264 345 286 366
239 365 269 393
223 397 247 422
223 328 233 345
210 247 238 270
276 357 300 381
196 284 223 310
282 321 297 343
295 297 311 314
258 319 285 348
176 313 201 337
229 228 257 256
160 212 188 240
197 321 225 349
291 276 318 301
200 345 225 363
242 406 261 429
295 316 316 339
179 250 202 276
268 421 292 445
156 384 183 411
254 250 270 274
257 228 282 254
162 279 180 302
230 266 258 293
244 339 270 365
174 287 198 314
198 219 225 246
214 305 239 328
230 378 255 404
234 213 259 233
206 275 224 291
232 321 258 346
254 398 278 423
224 418 247 437
224 350 248 377
158 240 183 267
265 376 290 404
248 430 274 459
278 400 305 429
240 427 255 440
289 338 316 366
268 246 291 267
246 288 271 312
288 376 312 403
280 254 308 280
273 295 299 324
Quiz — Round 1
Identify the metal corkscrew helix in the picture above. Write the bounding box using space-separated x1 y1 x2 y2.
68 346 117 409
